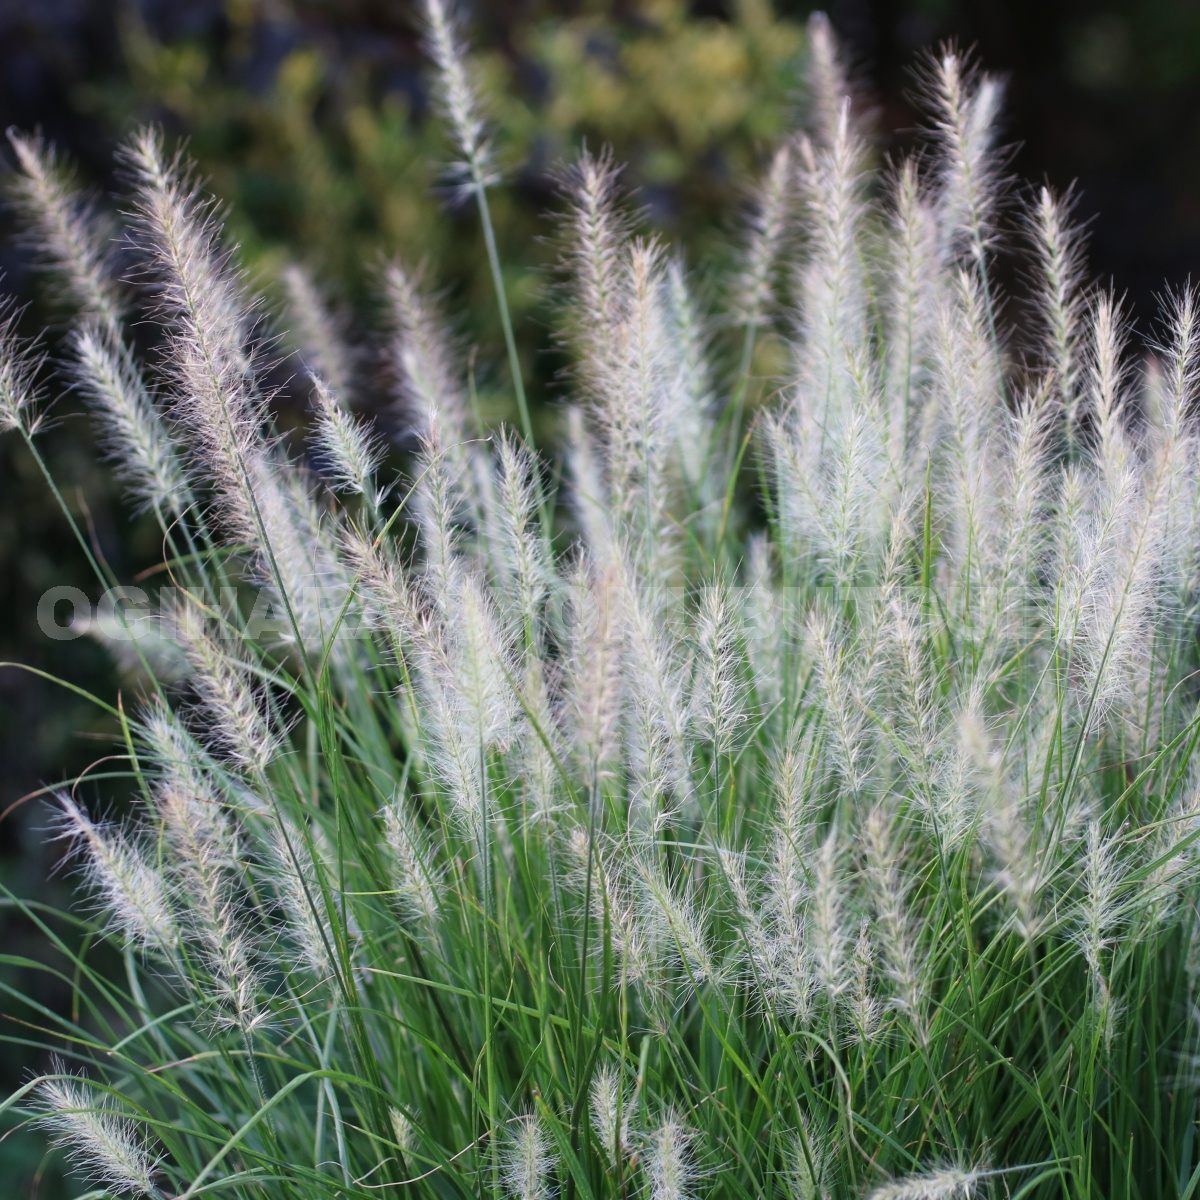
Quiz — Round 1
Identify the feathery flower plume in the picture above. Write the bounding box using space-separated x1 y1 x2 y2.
884 159 938 462
8 133 189 517
518 663 563 825
171 856 262 1032
309 372 383 500
658 257 714 495
121 130 322 628
563 554 623 780
886 597 940 801
933 269 1000 582
385 261 470 444
1087 290 1132 486
122 127 260 462
421 674 490 841
266 816 336 980
500 1113 556 1200
390 1106 417 1156
1074 819 1126 1015
154 777 263 1031
589 1065 631 1166
738 141 794 330
412 424 470 607
494 428 552 637
7 131 124 334
992 386 1051 584
805 12 854 150
791 100 869 434
1063 289 1197 719
175 605 280 775
689 583 746 758
419 0 494 192
559 148 629 396
644 1112 695 1200
627 691 677 834
634 855 719 991
0 301 44 434
810 825 848 1002
866 1165 981 1200
971 728 1044 939
616 558 690 798
140 700 214 797
36 1072 162 1198
57 794 175 952
815 394 890 584
807 610 871 794
602 238 671 565
251 456 356 655
770 744 815 939
564 405 614 561
741 534 785 726
569 833 653 987
340 520 427 655
845 917 881 1042
416 563 518 841
785 1123 829 1200
281 263 354 399
152 746 234 874
382 791 443 931
122 133 341 657
1029 186 1086 436
70 324 185 514
441 562 519 749
926 50 1004 272
863 807 925 1031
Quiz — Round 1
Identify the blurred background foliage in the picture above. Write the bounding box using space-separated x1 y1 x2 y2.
84 0 804 390
4 0 1200 1193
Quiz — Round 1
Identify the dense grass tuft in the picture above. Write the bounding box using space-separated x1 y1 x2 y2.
5 9 1200 1199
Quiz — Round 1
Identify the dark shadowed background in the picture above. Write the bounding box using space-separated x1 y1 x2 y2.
2 1 1197 1192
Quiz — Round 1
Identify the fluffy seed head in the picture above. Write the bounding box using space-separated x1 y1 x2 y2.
71 323 185 514
867 1165 981 1200
501 1113 556 1200
810 825 848 1000
36 1072 162 1197
589 1065 631 1165
266 817 336 980
1029 185 1086 429
846 917 881 1042
7 130 123 333
419 0 494 189
122 126 260 453
175 606 280 776
0 302 44 434
385 262 469 443
57 793 175 952
785 1123 829 1200
690 584 746 755
926 50 1004 268
383 791 443 931
390 1106 417 1156
559 148 628 383
309 372 384 499
739 141 794 328
644 1112 695 1200
805 11 854 149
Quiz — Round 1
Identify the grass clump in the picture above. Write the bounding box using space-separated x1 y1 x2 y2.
5 8 1200 1199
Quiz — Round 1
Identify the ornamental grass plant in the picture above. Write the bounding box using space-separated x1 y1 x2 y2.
5 7 1200 1199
